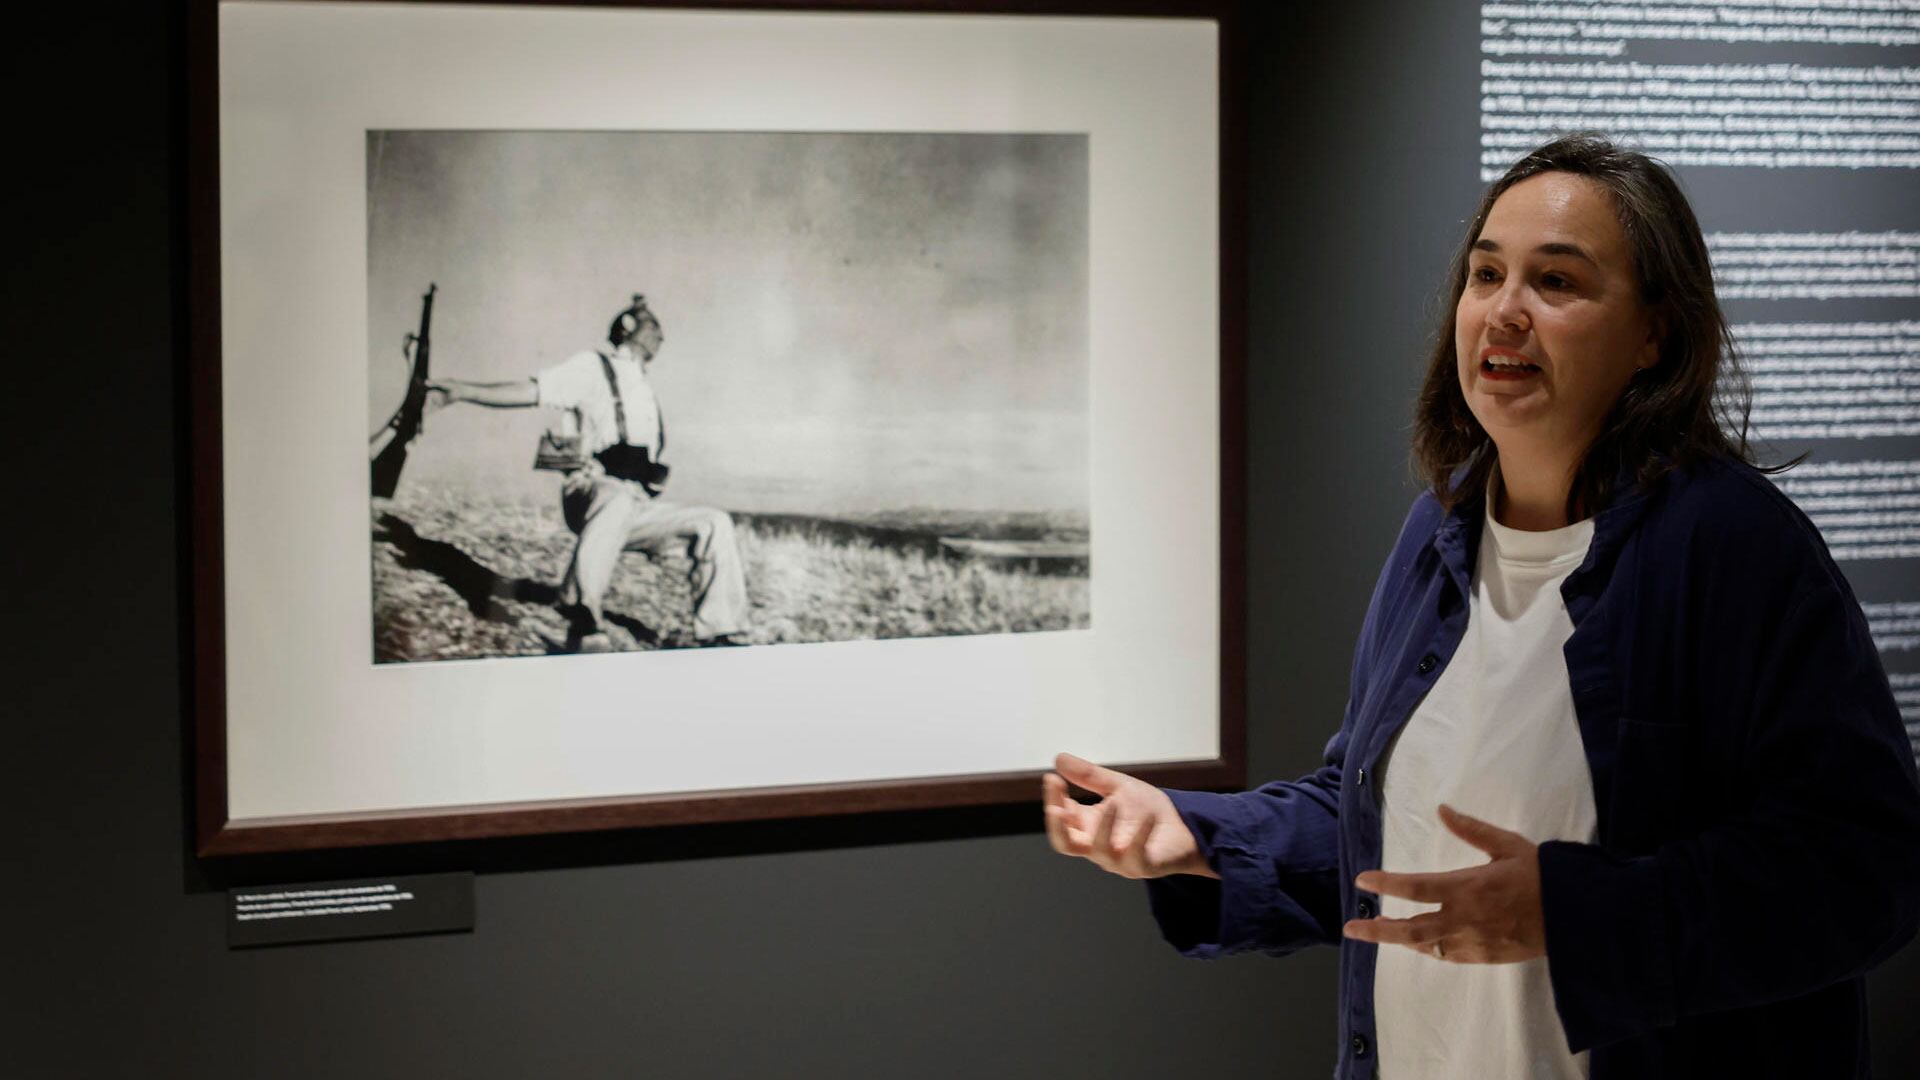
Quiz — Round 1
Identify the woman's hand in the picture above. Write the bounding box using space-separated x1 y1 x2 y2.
1341 803 1545 963
1042 753 1219 880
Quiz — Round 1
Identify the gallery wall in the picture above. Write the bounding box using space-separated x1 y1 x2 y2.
6 3 1916 1077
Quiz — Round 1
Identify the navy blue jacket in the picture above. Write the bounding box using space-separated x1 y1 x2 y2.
1146 454 1920 1077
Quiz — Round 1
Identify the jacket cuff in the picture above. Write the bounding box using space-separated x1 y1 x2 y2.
1142 789 1289 958
1538 840 1678 1051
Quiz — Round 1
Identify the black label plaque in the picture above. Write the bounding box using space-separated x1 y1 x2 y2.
228 871 474 948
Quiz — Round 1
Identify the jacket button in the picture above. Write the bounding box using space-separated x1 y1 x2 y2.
1356 767 1367 786
1356 899 1372 919
1351 1033 1370 1059
1417 653 1438 674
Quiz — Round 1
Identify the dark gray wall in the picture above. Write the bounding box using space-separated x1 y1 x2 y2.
6 4 1915 1077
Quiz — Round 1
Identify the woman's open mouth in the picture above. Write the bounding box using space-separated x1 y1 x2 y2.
1481 357 1541 381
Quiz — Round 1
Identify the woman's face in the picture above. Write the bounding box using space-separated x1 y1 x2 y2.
1455 171 1661 459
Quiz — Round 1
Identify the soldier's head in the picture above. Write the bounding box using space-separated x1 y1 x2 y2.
608 294 664 360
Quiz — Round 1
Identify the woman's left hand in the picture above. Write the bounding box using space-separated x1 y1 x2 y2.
1341 803 1546 964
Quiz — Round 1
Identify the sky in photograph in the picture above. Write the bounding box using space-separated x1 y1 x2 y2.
366 130 1088 515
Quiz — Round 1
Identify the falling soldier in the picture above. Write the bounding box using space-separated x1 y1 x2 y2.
426 294 750 651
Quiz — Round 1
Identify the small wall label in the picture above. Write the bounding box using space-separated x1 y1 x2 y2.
228 872 474 948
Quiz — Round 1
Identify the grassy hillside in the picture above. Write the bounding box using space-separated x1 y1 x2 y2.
371 481 1090 663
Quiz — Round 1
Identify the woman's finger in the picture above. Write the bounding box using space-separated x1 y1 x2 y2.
1120 813 1157 876
1088 798 1119 868
1355 866 1472 905
1042 771 1073 813
1110 813 1138 859
1436 803 1530 857
1054 752 1125 798
1041 774 1076 855
1044 803 1089 857
1343 910 1451 949
1043 774 1095 854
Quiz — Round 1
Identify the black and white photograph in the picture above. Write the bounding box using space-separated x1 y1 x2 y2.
366 130 1091 662
196 0 1223 849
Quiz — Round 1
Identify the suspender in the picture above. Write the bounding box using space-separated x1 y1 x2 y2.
596 351 665 452
595 352 628 444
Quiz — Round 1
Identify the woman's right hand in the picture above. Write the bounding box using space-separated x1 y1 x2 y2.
1043 752 1219 880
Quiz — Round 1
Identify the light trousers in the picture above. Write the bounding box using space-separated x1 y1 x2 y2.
558 475 749 640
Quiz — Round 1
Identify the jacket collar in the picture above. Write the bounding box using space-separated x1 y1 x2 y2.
1432 453 1664 608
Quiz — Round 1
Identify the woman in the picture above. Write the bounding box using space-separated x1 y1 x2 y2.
1043 133 1920 1078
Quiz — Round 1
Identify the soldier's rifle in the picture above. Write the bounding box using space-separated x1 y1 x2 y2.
369 283 437 499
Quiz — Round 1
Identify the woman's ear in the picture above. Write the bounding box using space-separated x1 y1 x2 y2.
1637 309 1667 371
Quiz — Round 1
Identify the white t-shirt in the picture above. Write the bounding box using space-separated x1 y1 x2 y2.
533 349 662 457
1373 482 1600 1079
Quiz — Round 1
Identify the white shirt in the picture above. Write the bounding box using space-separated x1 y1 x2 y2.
533 349 663 457
1373 482 1600 1080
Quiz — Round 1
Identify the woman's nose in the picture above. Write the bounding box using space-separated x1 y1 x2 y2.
1488 279 1530 332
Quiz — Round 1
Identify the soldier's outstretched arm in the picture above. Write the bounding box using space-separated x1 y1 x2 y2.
428 377 538 410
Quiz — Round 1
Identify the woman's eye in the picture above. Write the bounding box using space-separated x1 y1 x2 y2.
1471 266 1499 283
1542 274 1572 289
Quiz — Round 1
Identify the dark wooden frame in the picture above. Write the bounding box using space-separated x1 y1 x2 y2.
187 0 1247 856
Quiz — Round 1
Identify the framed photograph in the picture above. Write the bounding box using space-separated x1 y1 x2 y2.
188 0 1246 855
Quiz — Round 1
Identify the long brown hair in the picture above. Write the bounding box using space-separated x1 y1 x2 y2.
1411 132 1798 518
